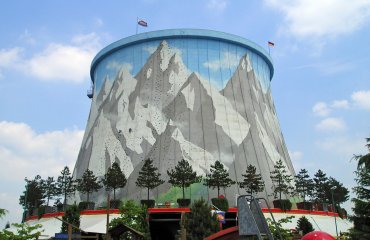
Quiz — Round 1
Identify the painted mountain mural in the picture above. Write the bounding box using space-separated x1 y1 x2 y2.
72 40 294 206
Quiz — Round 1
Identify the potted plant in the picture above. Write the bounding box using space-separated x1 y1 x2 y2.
167 159 201 207
135 159 164 208
295 169 314 210
76 169 102 210
102 162 127 209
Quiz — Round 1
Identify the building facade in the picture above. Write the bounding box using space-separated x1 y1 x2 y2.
72 29 295 206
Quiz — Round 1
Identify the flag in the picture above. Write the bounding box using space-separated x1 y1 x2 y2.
268 41 275 47
138 19 148 27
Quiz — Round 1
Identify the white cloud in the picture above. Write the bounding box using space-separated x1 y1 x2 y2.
0 33 101 83
351 90 370 109
331 100 349 109
0 47 23 68
106 61 133 73
203 51 239 71
312 102 330 116
316 136 366 156
289 150 303 161
207 0 228 13
0 121 84 181
265 0 370 38
315 117 347 132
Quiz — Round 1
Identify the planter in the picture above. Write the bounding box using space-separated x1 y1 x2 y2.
78 201 95 210
109 200 122 209
273 199 292 211
141 200 155 208
177 199 191 207
211 198 229 212
315 203 328 211
296 202 313 210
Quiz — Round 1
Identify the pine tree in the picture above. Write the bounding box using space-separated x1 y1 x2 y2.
313 169 329 203
56 166 76 208
204 160 235 197
327 177 349 206
270 159 294 201
167 159 201 199
76 169 102 202
102 162 127 200
185 198 220 240
295 169 314 202
135 159 164 201
61 204 80 233
238 164 265 196
296 216 314 235
350 137 370 239
43 177 57 206
19 175 45 211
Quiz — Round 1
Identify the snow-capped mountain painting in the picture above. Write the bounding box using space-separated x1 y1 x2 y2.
72 39 294 205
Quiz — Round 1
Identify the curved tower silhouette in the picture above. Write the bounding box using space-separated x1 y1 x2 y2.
72 29 295 206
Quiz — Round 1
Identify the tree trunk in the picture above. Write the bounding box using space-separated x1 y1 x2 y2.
182 183 185 199
217 186 220 197
87 192 90 203
147 188 150 201
113 188 116 201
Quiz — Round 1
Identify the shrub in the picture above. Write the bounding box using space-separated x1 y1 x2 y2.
211 198 229 212
273 199 292 211
109 200 122 209
177 199 191 207
78 201 95 211
296 216 314 235
296 201 313 210
140 200 155 208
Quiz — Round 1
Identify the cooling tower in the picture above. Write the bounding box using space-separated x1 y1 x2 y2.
72 29 295 206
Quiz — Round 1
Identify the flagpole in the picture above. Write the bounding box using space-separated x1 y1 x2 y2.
136 17 138 35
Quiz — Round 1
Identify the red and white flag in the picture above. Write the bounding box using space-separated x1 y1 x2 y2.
268 41 275 47
138 19 148 27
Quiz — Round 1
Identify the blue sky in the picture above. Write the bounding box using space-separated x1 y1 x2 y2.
0 0 369 226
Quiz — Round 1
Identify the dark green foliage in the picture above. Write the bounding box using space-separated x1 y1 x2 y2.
19 175 44 211
109 199 122 209
57 166 76 209
0 208 7 219
204 160 235 197
326 177 349 205
272 199 292 211
37 205 46 219
101 162 127 200
167 159 201 199
295 169 314 202
109 200 151 240
140 200 155 208
296 216 314 235
267 216 295 240
239 164 265 196
78 201 95 210
76 169 102 202
0 223 43 239
211 198 229 212
177 198 191 207
313 169 329 203
270 159 294 201
185 198 220 240
135 159 164 201
350 137 370 240
61 204 80 233
43 176 57 206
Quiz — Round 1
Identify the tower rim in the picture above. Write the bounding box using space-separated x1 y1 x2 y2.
90 29 274 83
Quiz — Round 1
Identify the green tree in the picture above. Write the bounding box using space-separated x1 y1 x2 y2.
326 177 349 206
0 208 7 219
76 169 102 202
61 204 80 233
270 159 294 201
204 160 235 197
43 176 57 206
267 216 295 240
102 162 127 200
238 164 265 196
19 176 44 211
56 166 76 208
167 159 201 199
295 169 314 202
0 223 43 239
350 137 370 239
109 200 150 239
296 216 314 235
313 169 329 203
135 159 164 201
185 198 220 240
